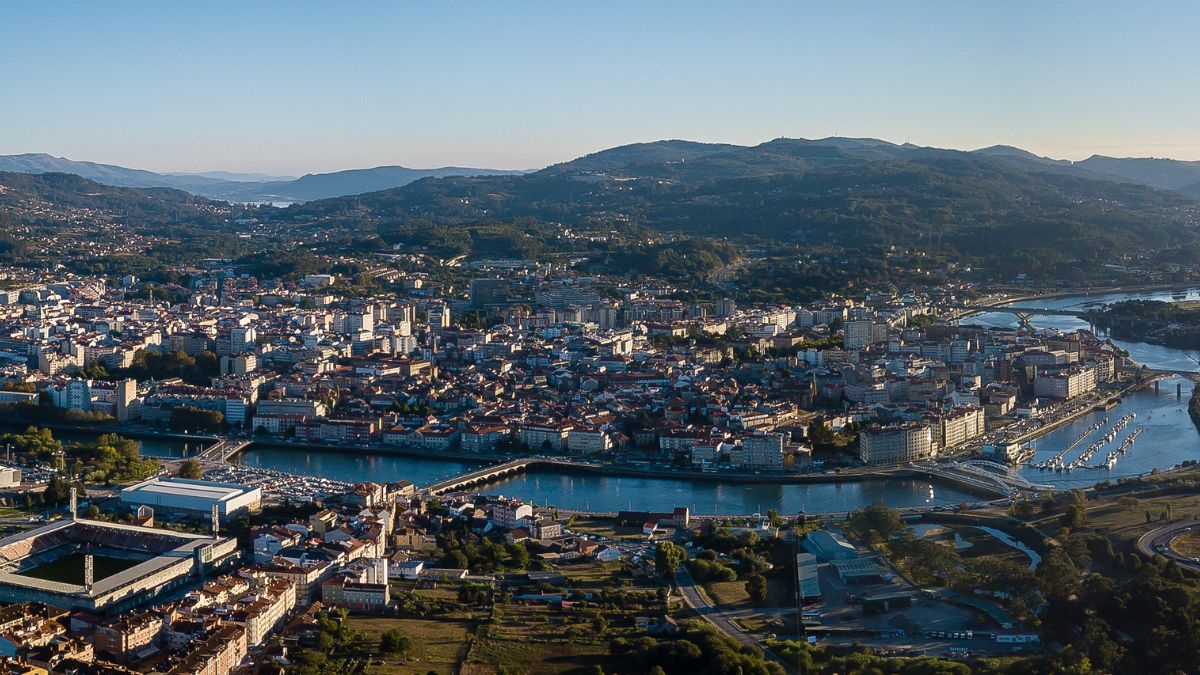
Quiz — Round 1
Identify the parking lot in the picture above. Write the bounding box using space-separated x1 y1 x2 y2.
808 562 1030 656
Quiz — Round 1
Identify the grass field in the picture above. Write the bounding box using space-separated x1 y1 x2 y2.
350 615 478 674
1171 531 1200 558
465 638 611 675
558 560 621 586
17 552 142 584
704 575 792 609
1079 494 1200 548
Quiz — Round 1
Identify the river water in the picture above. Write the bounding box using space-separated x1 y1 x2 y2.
228 447 977 514
230 287 1200 514
968 286 1200 371
112 288 1200 514
0 425 205 459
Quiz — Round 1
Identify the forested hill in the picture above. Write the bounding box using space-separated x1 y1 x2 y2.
285 138 1198 264
0 171 220 226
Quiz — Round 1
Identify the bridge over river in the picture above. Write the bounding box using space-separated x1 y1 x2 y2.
423 457 598 496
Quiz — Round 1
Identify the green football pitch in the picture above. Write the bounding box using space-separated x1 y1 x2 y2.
16 552 142 585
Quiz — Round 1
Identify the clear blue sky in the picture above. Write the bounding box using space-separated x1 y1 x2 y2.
2 1 1198 174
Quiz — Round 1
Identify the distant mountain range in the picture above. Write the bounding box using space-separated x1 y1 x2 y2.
0 154 525 203
286 137 1198 267
2 140 1199 205
1075 155 1200 200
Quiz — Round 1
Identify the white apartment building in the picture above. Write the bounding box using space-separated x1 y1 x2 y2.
1033 365 1096 400
741 432 786 470
858 422 934 466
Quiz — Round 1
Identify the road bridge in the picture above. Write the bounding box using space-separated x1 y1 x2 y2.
195 439 252 463
913 460 1052 497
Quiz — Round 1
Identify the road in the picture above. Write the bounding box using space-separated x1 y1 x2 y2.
1136 519 1200 571
675 563 800 674
707 256 760 285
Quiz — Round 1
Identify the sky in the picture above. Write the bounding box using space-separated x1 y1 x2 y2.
1 1 1198 175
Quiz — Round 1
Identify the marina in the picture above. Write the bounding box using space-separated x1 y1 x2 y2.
5 291 1196 515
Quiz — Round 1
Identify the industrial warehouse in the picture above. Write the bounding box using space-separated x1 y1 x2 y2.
120 476 262 521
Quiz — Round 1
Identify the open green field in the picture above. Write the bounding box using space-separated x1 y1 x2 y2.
1171 531 1200 558
465 638 611 675
1080 494 1200 548
463 603 618 675
350 615 478 674
17 552 142 585
565 517 649 540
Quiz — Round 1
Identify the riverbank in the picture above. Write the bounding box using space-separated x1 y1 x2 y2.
242 439 1004 497
982 281 1200 307
1005 375 1160 448
0 419 218 447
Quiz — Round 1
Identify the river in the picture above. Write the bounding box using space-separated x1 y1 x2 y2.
231 445 978 515
0 424 206 459
968 286 1200 371
46 287 1200 515
229 286 1200 514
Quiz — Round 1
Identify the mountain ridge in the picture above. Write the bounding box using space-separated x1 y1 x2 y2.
0 153 525 203
5 139 1200 202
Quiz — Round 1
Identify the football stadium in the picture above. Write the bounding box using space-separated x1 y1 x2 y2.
0 518 237 613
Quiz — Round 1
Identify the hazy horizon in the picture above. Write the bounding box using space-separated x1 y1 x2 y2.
3 1 1199 174
6 135 1200 179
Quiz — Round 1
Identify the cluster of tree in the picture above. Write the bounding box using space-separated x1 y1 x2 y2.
844 501 907 544
283 141 1197 289
110 349 220 387
610 620 785 675
169 406 224 433
69 433 161 484
1 427 159 486
438 522 538 573
611 239 740 285
686 549 737 583
234 249 333 280
2 426 62 461
285 607 365 674
0 400 112 425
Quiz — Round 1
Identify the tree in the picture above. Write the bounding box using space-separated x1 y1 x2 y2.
443 549 469 570
591 612 609 634
766 509 782 528
507 542 531 569
655 541 686 582
746 573 768 604
178 459 203 480
43 475 73 504
1037 547 1080 600
846 502 905 543
169 406 224 433
380 628 411 655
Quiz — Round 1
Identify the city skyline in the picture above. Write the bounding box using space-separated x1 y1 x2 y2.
3 1 1199 173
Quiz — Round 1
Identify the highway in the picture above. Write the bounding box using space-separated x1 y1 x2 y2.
1136 520 1200 572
